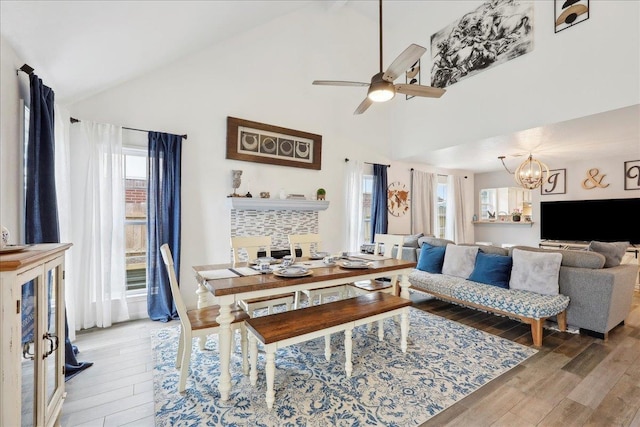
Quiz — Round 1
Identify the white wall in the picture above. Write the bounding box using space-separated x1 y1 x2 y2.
474 153 637 247
69 5 400 308
385 0 640 159
0 36 29 239
3 1 637 310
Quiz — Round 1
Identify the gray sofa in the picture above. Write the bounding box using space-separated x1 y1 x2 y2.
406 237 637 339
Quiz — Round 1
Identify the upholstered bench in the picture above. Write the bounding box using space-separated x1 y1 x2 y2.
245 292 412 409
409 271 570 346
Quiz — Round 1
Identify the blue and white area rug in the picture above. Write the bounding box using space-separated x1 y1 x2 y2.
152 308 536 426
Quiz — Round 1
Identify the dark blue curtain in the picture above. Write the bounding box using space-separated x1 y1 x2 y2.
370 163 388 242
24 73 92 380
25 74 58 244
147 132 182 321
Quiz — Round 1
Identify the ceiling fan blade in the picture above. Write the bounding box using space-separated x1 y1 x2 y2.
382 44 426 82
312 80 370 87
395 84 446 98
354 97 374 115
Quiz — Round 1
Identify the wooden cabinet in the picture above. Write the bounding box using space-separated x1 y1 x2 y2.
1 243 71 427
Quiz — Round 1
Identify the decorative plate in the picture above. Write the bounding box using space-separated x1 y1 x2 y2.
252 257 279 265
309 252 330 260
273 267 313 278
339 261 373 269
0 244 30 254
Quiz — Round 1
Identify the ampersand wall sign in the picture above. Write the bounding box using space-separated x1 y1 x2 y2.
581 168 610 190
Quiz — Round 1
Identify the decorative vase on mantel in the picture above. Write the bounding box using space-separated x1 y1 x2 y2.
1 226 9 248
512 214 521 222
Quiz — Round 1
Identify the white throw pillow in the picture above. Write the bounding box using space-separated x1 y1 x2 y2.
509 248 562 295
441 244 479 279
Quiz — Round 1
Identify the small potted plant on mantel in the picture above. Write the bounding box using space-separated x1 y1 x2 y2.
316 188 326 200
512 208 522 222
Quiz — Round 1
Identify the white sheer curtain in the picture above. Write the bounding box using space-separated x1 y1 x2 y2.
67 120 130 329
445 175 468 243
344 160 364 252
411 170 436 236
53 105 75 339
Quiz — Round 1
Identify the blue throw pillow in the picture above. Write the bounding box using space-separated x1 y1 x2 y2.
468 252 513 289
416 243 446 273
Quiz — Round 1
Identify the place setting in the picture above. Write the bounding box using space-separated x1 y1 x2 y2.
267 255 313 278
272 266 313 278
337 259 374 269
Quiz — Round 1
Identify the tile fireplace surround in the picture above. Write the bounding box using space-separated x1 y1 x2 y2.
229 198 329 261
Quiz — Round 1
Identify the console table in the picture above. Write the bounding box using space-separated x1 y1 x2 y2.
1 243 72 427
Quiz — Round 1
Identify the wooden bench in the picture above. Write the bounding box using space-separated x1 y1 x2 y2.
245 292 412 409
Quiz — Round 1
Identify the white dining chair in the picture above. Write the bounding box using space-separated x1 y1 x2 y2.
348 234 405 339
160 243 249 393
231 236 295 316
288 233 347 308
349 233 405 296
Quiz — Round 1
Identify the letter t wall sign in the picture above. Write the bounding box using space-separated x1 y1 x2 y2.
625 160 640 190
541 169 566 195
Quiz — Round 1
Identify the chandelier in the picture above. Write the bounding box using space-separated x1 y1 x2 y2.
499 154 549 190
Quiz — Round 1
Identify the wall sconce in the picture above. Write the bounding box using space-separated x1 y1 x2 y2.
499 154 550 190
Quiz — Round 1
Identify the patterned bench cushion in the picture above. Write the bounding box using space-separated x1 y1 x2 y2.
409 270 570 319
408 270 469 297
452 281 569 318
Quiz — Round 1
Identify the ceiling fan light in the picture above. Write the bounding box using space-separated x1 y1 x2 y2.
368 88 395 102
367 81 395 102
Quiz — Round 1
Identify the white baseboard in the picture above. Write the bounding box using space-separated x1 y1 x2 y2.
126 293 149 320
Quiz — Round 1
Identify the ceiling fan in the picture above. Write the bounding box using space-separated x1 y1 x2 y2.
312 0 446 115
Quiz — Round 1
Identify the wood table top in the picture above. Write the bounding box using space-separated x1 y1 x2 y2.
193 256 416 297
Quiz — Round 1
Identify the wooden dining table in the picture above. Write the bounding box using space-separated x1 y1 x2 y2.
192 255 417 401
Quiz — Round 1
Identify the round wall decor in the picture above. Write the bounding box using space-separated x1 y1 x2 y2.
387 181 410 217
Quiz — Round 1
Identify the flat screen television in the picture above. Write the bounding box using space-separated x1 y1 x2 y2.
540 198 640 244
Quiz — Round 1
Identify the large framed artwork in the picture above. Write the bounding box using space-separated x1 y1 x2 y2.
430 0 534 89
541 169 566 195
555 0 589 33
226 117 322 170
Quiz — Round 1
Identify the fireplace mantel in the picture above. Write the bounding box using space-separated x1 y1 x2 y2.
226 198 329 211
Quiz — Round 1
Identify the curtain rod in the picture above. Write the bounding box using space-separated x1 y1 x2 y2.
344 158 390 168
410 168 466 178
17 64 35 75
70 117 187 140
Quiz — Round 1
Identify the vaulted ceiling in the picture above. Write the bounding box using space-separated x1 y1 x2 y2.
2 0 638 173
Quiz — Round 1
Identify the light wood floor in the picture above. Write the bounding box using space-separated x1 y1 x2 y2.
60 290 640 427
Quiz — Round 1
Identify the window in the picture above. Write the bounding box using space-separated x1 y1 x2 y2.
21 101 30 241
123 148 147 292
436 176 448 238
362 175 373 243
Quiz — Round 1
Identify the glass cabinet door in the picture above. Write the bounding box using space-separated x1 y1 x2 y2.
45 269 61 417
19 261 65 427
43 262 65 426
21 279 37 427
